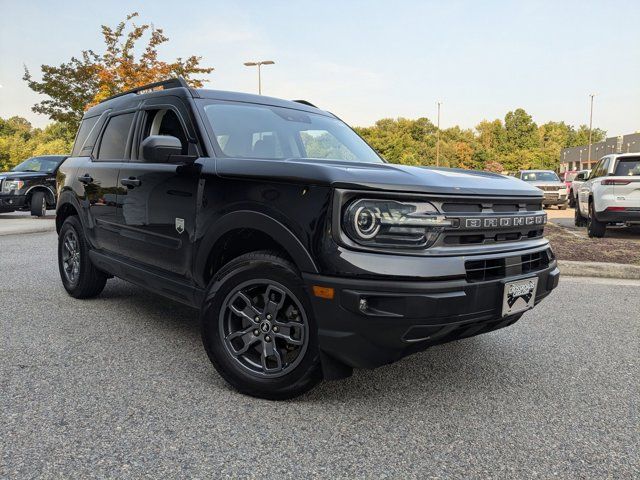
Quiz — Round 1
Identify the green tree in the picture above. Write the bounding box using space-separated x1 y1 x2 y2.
504 108 539 151
23 12 213 132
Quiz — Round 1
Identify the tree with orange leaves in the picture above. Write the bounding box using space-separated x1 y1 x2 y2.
24 13 213 132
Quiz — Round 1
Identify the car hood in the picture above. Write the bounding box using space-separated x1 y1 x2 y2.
0 171 49 180
215 158 543 197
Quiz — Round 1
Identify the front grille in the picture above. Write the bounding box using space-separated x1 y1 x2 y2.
465 258 506 282
465 249 551 282
441 201 542 213
539 186 561 191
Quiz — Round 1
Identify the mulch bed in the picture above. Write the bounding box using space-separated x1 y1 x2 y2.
545 223 640 265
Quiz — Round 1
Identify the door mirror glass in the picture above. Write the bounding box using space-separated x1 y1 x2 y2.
140 135 183 163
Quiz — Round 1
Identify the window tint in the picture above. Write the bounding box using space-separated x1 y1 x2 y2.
71 116 99 157
97 113 135 160
614 157 640 176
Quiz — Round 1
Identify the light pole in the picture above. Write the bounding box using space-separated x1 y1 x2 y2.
244 60 275 95
436 101 442 167
587 93 595 169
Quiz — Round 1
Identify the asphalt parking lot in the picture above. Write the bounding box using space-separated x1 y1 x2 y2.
1 231 638 478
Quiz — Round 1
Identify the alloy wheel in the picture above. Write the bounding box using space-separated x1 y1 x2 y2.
219 279 309 378
61 229 81 284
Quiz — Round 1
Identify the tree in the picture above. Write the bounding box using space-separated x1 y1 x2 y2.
0 116 74 170
23 12 213 132
504 108 539 151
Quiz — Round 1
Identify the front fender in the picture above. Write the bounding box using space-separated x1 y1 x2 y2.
194 210 319 286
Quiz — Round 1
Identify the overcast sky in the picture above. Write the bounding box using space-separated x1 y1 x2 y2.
1 0 638 136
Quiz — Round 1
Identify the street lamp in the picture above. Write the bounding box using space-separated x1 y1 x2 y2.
244 60 275 95
587 93 595 169
436 101 442 167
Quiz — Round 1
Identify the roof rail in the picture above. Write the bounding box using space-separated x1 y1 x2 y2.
292 99 318 108
99 77 190 104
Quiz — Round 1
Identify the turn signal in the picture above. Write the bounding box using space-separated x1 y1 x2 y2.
312 286 334 300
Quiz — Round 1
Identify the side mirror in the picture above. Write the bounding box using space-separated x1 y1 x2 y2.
140 135 183 163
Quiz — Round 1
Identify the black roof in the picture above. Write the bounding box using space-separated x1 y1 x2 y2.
83 78 330 119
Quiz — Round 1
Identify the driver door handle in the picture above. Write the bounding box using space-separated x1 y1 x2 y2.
77 174 93 184
121 177 142 188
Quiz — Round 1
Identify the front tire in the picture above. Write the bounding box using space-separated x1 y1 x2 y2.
201 251 322 400
30 191 47 217
558 203 568 210
569 191 576 208
587 201 606 238
58 215 107 298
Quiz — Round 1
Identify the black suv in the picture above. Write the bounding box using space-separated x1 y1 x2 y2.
1 155 67 216
56 78 559 399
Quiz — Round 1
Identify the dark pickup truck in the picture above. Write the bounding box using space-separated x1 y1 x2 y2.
0 155 67 216
55 78 559 399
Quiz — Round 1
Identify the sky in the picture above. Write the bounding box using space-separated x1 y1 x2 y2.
0 0 638 136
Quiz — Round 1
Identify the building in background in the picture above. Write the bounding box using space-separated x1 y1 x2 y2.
560 132 640 172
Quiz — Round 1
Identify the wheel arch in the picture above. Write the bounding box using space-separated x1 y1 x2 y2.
195 211 319 286
55 191 83 234
25 185 55 206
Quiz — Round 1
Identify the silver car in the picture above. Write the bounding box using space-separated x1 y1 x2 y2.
518 170 568 209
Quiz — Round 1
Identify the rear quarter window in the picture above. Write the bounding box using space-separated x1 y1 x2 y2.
614 158 640 176
71 116 100 157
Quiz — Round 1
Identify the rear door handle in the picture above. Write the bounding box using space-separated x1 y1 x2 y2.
121 177 142 188
77 174 93 184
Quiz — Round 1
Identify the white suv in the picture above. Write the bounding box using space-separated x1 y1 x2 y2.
575 154 640 237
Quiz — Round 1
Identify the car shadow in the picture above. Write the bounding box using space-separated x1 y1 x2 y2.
94 278 534 403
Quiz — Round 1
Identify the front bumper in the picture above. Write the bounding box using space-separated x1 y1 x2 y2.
304 259 559 370
542 193 567 205
0 194 26 210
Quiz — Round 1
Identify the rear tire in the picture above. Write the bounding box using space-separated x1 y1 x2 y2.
30 191 47 217
587 200 606 238
201 251 322 400
58 215 107 298
574 202 587 227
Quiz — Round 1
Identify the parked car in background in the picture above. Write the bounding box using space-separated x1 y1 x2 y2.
575 154 640 237
518 170 568 209
559 170 578 189
568 169 591 208
0 155 68 216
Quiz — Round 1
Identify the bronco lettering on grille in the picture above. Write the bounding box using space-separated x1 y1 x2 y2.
460 214 546 230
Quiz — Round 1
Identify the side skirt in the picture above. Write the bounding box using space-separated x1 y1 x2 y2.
89 250 204 308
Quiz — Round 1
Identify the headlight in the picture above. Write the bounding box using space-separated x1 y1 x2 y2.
342 198 453 248
1 180 24 193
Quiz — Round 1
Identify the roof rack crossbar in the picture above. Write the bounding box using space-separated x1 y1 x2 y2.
99 77 190 104
292 99 318 108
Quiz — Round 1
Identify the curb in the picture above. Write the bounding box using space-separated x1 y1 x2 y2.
558 260 640 280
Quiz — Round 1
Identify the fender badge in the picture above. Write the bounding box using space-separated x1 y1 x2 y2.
175 218 185 234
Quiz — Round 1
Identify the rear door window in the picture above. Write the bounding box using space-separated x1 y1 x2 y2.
96 113 135 160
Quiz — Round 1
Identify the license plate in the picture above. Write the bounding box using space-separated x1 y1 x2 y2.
502 277 538 316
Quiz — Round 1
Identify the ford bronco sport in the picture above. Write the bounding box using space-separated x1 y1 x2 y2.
56 78 559 399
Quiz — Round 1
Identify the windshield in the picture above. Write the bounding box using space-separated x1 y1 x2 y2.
614 158 640 176
12 156 63 173
201 102 383 163
521 171 560 182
